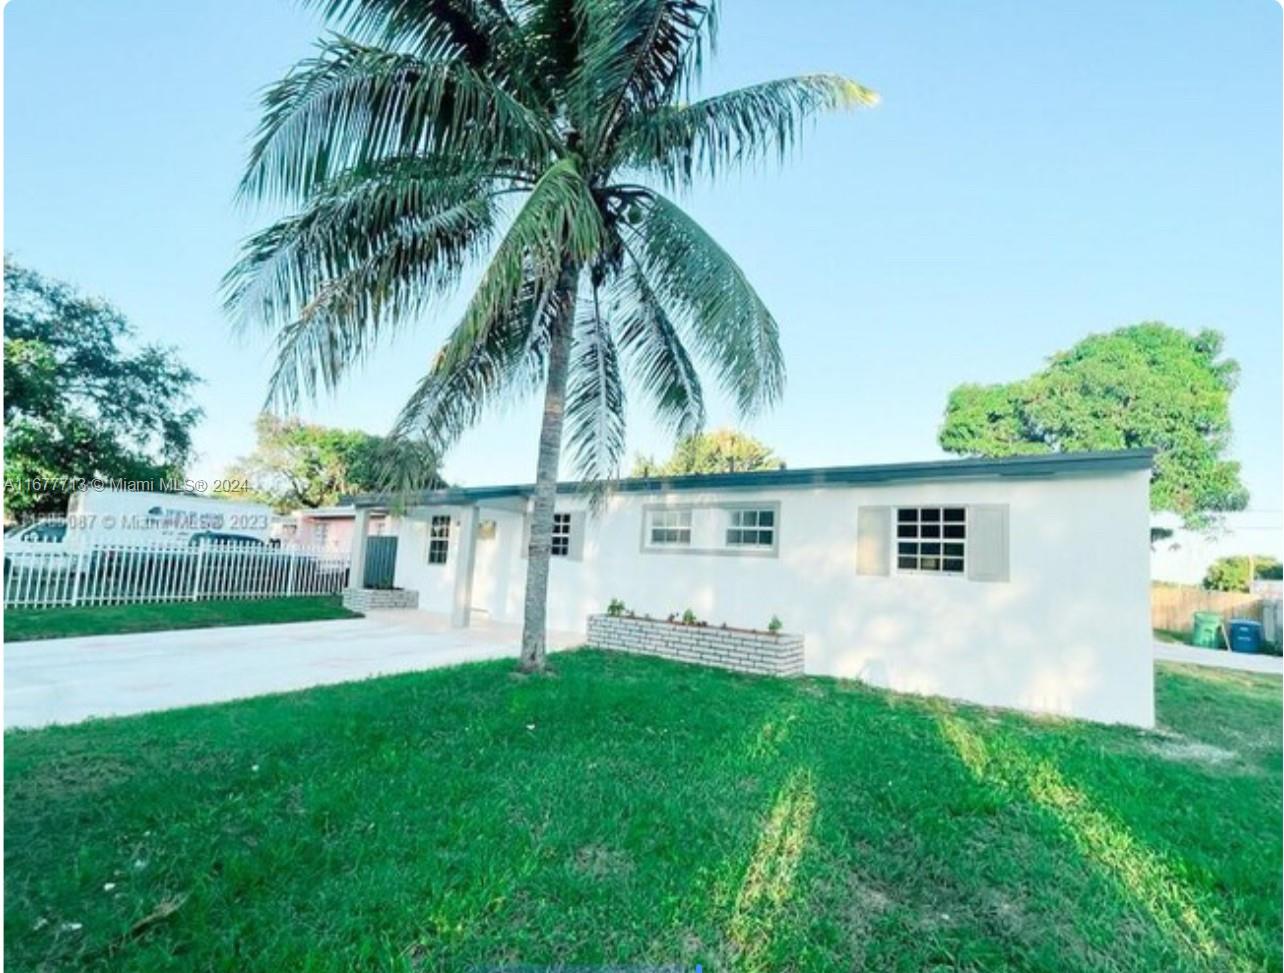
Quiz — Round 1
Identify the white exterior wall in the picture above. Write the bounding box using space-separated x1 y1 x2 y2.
389 469 1154 726
387 511 463 612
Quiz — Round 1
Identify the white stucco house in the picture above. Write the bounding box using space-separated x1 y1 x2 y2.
347 449 1155 727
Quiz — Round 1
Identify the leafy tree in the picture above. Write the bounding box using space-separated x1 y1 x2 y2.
3 260 201 518
631 428 783 476
1202 555 1282 593
221 414 444 512
226 0 873 671
938 323 1248 528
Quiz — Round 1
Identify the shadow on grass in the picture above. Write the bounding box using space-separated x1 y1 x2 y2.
938 716 1223 965
4 652 1280 972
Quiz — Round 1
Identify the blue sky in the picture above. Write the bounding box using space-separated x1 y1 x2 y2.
6 0 1281 515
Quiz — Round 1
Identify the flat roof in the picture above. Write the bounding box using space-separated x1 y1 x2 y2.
293 506 387 519
346 449 1154 509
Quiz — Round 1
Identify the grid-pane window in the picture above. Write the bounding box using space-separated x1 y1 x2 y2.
427 515 451 564
648 509 692 546
726 508 775 548
551 513 571 557
896 507 965 574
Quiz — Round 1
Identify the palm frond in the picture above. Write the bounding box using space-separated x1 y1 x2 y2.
575 0 713 150
441 155 604 375
238 35 553 204
617 73 877 186
522 0 583 103
611 260 704 438
392 272 561 454
668 0 717 102
388 151 605 461
224 156 496 333
565 287 627 482
234 182 499 408
368 430 445 506
305 0 515 64
626 190 782 415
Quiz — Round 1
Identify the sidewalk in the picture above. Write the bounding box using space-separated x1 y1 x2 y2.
1155 641 1282 675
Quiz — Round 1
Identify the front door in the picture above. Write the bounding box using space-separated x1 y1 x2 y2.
363 535 398 588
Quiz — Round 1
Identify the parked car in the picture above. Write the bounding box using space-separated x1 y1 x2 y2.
66 489 273 547
183 531 349 595
5 491 274 573
5 519 75 573
187 531 269 548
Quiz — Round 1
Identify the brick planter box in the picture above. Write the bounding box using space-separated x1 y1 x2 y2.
587 614 804 677
342 587 420 612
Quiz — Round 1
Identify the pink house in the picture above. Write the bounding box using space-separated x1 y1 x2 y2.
277 506 387 553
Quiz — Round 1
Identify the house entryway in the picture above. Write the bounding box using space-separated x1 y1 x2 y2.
363 535 398 587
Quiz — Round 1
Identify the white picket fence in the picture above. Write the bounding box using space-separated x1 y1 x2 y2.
3 541 351 610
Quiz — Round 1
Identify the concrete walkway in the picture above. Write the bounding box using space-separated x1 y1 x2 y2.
4 611 582 729
1155 641 1283 675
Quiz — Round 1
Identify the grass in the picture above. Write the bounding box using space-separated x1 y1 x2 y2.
5 654 1279 973
3 596 360 643
1155 627 1283 656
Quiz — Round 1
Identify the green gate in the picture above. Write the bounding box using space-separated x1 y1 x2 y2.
363 536 398 589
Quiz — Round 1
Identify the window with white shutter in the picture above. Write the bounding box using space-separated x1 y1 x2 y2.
966 505 1010 582
896 507 966 575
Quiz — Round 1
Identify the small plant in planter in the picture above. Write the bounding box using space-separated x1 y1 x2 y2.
767 615 783 635
606 598 627 617
681 608 699 626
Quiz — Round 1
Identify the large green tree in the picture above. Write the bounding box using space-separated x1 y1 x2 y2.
631 427 783 476
222 413 444 511
938 323 1248 528
226 0 873 670
3 261 202 518
1202 555 1282 593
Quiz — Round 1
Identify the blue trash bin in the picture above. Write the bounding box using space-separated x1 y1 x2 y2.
1227 619 1263 654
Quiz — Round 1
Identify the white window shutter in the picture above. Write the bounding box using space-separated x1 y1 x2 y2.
567 511 586 561
856 506 891 576
967 504 1010 582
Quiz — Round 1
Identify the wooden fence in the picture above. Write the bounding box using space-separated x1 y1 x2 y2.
4 541 350 610
1151 584 1266 633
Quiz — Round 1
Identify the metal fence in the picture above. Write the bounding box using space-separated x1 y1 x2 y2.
3 541 350 610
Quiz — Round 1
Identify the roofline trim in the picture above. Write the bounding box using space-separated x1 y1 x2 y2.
346 449 1154 509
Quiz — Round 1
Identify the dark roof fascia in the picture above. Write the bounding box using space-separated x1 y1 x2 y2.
346 449 1154 509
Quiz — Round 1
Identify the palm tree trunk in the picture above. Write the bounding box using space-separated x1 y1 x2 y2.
519 260 580 672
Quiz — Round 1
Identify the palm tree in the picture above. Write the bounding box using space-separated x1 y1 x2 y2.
225 0 876 672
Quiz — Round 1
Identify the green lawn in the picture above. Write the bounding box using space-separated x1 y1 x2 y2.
4 596 360 642
1155 627 1284 656
5 654 1279 972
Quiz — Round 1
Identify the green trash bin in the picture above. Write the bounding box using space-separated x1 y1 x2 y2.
1191 611 1223 649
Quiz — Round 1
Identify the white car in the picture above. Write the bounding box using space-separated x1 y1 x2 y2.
4 518 76 573
5 490 276 575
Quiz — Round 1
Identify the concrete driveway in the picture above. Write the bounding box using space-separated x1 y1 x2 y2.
5 611 583 729
1155 640 1283 675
